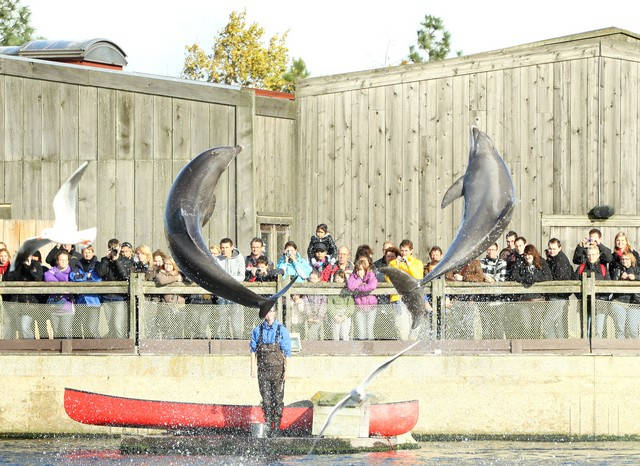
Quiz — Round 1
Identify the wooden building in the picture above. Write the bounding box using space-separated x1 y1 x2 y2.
1 28 640 262
296 27 640 259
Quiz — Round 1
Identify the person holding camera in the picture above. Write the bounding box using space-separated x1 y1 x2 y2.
97 238 131 338
276 241 311 283
247 256 282 283
573 228 612 266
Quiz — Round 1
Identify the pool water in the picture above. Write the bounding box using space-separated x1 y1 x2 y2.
2 438 640 464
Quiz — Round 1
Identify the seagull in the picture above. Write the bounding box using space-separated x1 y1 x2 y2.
10 162 96 271
307 340 420 455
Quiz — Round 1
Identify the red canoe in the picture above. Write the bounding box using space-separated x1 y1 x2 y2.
64 388 418 437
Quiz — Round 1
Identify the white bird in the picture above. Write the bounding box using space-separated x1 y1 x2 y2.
307 340 420 454
10 162 96 271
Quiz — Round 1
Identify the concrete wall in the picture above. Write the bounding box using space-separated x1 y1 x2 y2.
2 353 640 436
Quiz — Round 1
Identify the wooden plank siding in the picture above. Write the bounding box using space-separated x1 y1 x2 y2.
0 54 295 257
295 29 640 260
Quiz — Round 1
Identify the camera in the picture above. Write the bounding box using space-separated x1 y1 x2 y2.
285 250 291 258
111 247 120 255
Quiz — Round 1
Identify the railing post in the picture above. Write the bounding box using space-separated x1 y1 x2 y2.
128 273 144 349
432 276 445 339
580 272 595 341
0 275 4 339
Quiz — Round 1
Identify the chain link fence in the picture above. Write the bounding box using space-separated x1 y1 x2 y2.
0 300 130 339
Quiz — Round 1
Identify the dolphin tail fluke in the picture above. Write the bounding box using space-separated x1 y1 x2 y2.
378 266 426 329
259 275 299 318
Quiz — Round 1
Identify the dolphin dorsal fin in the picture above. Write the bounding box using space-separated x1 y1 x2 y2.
441 175 465 209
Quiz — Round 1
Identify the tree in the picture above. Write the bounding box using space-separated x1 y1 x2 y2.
0 0 35 46
183 10 307 92
282 57 310 93
407 14 461 64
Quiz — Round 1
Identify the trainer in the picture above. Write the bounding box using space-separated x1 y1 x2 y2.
250 306 291 437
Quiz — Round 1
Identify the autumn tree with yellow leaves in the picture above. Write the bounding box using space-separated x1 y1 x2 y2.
183 10 308 92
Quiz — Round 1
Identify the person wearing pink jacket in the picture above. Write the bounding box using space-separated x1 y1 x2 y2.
347 258 378 340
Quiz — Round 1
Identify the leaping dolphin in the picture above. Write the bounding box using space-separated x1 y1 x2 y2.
381 127 517 327
164 146 295 318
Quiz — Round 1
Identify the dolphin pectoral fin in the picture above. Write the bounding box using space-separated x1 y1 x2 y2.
441 175 465 209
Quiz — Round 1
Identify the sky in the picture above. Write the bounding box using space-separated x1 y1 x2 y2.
24 0 640 81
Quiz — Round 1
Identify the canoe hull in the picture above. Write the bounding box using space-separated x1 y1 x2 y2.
64 388 418 437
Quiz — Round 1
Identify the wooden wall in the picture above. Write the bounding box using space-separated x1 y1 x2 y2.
0 56 296 257
295 29 640 260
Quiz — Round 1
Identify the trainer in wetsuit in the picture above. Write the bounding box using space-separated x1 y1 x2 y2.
250 306 291 437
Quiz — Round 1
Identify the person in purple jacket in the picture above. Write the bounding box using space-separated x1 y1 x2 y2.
347 258 379 340
44 250 74 338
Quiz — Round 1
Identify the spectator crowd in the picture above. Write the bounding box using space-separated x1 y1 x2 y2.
1 223 640 341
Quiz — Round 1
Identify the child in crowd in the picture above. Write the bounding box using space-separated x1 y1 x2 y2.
348 258 378 340
306 223 338 263
247 256 282 282
328 269 355 341
310 243 337 282
303 270 327 340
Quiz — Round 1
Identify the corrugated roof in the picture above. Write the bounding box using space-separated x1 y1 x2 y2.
0 39 127 66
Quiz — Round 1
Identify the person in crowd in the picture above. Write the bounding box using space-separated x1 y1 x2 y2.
45 243 81 269
511 245 552 338
3 250 44 339
348 258 379 340
276 241 312 283
288 294 305 336
354 244 374 267
507 236 527 280
372 241 395 271
151 250 168 280
44 250 74 338
245 237 274 281
545 238 575 338
574 244 611 338
328 269 355 341
310 243 336 282
133 245 153 275
445 259 485 339
153 257 186 338
499 247 512 262
97 238 130 338
249 306 291 438
69 245 102 339
387 239 424 340
306 223 337 263
119 242 136 271
376 246 401 311
246 256 282 282
0 247 11 277
480 243 507 339
609 232 640 277
425 246 443 275
573 228 613 266
210 244 221 256
303 270 327 340
333 246 354 280
505 231 518 251
215 237 246 339
610 252 640 339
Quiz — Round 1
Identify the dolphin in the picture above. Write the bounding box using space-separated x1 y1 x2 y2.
164 145 295 318
381 126 517 328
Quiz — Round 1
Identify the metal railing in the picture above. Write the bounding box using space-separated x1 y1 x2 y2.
2 273 640 352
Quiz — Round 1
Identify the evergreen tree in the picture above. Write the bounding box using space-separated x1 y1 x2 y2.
282 57 310 93
408 14 461 64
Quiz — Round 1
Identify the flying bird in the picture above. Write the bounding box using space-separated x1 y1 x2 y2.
10 162 96 271
307 340 420 455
